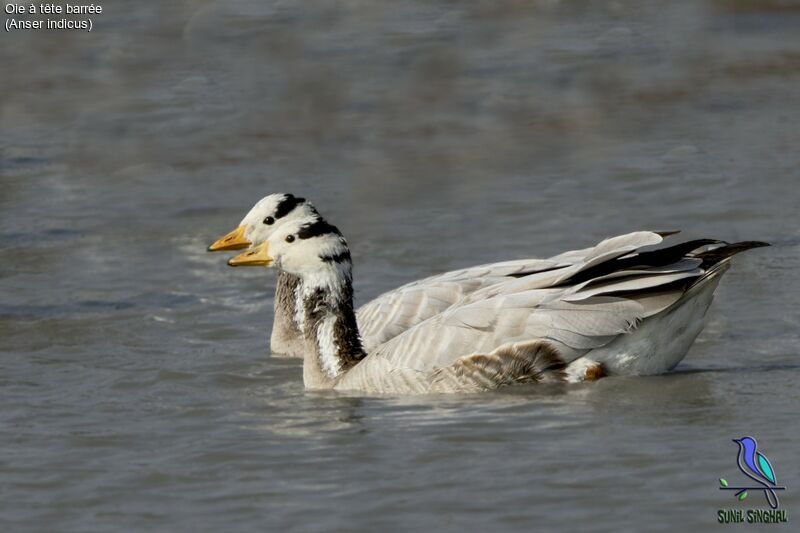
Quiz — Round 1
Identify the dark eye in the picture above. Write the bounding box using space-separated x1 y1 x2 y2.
263 216 275 225
285 235 295 243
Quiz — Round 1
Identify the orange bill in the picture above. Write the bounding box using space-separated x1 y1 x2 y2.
208 225 250 251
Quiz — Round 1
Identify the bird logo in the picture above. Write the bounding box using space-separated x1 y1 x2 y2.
719 436 786 509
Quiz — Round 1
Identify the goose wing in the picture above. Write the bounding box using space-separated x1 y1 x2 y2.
356 275 506 349
355 258 566 349
352 233 654 349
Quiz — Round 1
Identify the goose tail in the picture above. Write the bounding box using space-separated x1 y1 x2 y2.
669 240 769 304
693 241 770 268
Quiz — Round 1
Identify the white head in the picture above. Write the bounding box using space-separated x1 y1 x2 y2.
208 193 319 251
228 214 352 294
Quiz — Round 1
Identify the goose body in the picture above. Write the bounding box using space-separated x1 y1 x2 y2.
211 193 588 357
226 210 767 395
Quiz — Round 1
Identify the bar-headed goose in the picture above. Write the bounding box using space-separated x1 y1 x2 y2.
211 194 588 358
227 211 767 394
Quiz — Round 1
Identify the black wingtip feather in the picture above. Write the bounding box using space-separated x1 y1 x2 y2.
695 241 770 267
559 238 723 286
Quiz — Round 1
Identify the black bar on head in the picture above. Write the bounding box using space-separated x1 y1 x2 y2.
298 218 342 239
274 194 306 219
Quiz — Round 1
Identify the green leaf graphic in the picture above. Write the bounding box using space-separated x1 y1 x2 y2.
738 491 748 501
719 478 728 487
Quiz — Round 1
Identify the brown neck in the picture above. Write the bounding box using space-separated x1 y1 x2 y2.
269 272 303 356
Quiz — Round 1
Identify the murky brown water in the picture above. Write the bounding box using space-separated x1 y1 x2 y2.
2 1 799 531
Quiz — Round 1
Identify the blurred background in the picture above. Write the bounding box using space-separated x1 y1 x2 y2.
1 1 799 531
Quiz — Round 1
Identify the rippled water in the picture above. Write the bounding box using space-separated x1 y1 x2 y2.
2 1 799 531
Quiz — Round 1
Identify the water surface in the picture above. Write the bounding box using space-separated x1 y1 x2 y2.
2 1 799 531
